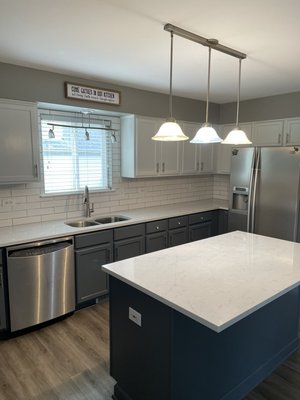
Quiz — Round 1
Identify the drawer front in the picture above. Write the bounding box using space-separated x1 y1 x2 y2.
75 230 113 249
188 211 213 225
146 220 168 234
168 216 188 230
114 224 145 241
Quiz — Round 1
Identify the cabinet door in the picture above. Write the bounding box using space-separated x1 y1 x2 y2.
168 227 188 247
160 141 180 175
181 122 198 174
0 100 40 183
284 118 300 145
114 237 145 261
146 231 168 253
218 210 228 234
252 120 284 146
189 222 212 242
199 143 214 173
136 117 159 177
75 243 112 304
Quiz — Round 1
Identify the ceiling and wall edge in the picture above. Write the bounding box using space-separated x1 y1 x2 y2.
0 61 299 125
0 61 217 124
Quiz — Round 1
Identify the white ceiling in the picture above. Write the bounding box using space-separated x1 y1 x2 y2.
1 0 300 103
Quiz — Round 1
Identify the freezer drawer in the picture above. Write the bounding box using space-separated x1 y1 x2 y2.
7 238 75 332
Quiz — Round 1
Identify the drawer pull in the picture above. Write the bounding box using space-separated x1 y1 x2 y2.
156 226 160 230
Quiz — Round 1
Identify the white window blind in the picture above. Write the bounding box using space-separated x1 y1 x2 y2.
40 110 113 195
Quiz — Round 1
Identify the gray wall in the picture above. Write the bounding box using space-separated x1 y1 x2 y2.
220 91 300 124
0 62 219 123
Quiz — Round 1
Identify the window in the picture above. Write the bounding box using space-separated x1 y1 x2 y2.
40 110 113 195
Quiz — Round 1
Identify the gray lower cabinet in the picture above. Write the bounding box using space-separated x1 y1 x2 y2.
168 216 188 247
188 211 218 242
0 250 7 331
218 210 228 234
146 220 168 253
75 230 113 305
114 224 145 261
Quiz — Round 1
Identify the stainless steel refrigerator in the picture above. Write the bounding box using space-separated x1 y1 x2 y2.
228 146 300 242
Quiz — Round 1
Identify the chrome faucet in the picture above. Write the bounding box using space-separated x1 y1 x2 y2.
83 185 94 218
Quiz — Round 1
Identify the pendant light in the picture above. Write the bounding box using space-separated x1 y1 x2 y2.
222 58 252 145
152 32 188 141
190 46 222 144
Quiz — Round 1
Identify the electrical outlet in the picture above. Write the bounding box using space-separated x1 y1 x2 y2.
129 307 142 327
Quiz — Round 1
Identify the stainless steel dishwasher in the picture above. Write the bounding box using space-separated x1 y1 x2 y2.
6 237 75 332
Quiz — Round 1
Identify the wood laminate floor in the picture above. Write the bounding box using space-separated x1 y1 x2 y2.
0 299 299 400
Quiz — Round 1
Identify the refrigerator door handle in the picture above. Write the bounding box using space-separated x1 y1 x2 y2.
247 148 257 232
250 148 261 233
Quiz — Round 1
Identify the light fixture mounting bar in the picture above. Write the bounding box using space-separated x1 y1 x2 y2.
164 24 246 59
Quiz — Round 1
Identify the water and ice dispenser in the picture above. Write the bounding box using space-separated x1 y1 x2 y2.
232 186 249 211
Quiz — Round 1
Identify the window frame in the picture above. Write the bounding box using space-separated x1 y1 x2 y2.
38 109 114 196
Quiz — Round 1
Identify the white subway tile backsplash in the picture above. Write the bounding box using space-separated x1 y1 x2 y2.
13 216 41 225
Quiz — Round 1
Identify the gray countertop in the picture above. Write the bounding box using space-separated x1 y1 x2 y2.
0 199 228 247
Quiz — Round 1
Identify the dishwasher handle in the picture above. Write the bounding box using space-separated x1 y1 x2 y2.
7 237 73 258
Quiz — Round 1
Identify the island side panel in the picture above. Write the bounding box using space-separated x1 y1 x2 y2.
172 287 299 400
109 276 172 400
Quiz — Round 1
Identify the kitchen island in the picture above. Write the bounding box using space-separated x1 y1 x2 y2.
103 231 300 400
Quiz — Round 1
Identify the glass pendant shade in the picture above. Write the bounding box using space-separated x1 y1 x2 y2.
222 127 252 145
190 123 222 143
152 119 189 141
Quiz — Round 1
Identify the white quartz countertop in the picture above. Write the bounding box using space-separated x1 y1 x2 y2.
0 199 227 247
103 231 300 333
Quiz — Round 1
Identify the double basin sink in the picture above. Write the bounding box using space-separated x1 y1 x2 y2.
65 215 130 228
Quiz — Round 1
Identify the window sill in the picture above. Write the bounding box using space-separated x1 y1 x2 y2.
40 188 116 198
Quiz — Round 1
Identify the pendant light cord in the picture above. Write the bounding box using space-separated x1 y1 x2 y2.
236 58 242 126
205 47 212 124
169 31 174 119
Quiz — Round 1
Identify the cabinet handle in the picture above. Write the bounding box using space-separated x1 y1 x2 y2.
201 162 204 171
197 161 200 171
156 163 159 173
162 162 165 172
178 221 181 225
278 133 281 144
115 247 119 259
156 226 160 230
34 163 38 177
286 133 289 144
106 249 111 261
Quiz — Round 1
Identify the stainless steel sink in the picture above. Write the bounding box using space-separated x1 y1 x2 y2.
65 215 130 228
94 215 130 224
65 220 99 228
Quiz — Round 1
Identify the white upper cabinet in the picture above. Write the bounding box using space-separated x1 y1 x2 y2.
213 123 252 174
121 115 180 178
252 120 284 146
180 121 214 175
180 122 198 174
0 99 40 184
284 118 300 145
